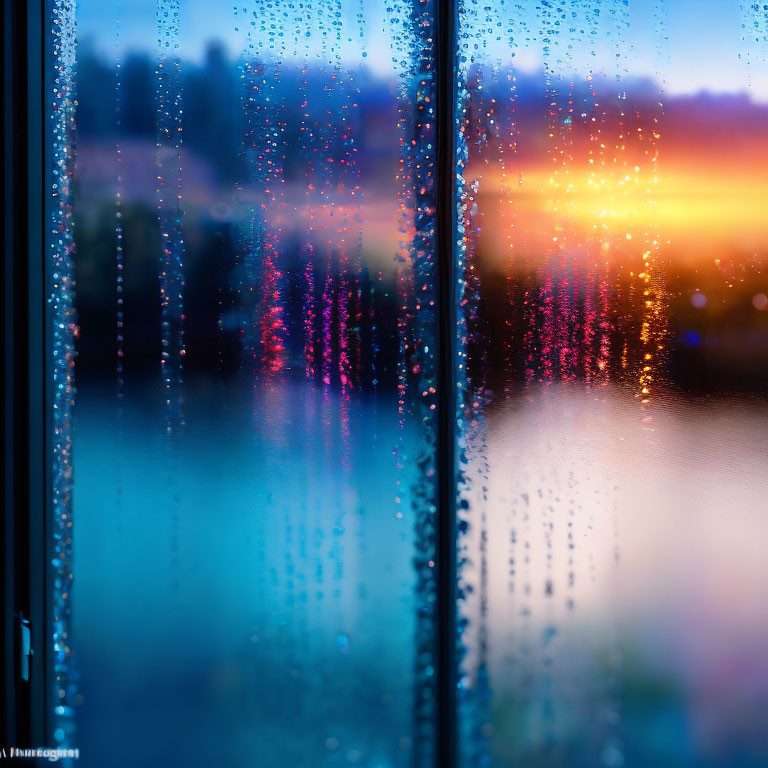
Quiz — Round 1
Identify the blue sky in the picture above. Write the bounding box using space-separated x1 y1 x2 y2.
78 0 768 100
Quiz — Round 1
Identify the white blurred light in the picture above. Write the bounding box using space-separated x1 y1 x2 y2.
691 292 707 309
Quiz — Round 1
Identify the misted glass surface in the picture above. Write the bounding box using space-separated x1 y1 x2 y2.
456 2 768 767
68 1 438 766
50 0 768 765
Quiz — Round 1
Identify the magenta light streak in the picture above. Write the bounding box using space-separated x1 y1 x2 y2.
321 264 334 388
304 246 317 381
583 273 597 385
259 236 285 376
597 277 612 384
540 270 555 384
338 271 351 396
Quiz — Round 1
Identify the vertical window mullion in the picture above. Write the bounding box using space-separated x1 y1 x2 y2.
27 0 49 749
435 0 459 766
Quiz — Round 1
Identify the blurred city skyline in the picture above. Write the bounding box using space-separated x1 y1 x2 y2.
79 0 768 100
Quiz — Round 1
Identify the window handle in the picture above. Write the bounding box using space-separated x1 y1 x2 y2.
16 613 33 682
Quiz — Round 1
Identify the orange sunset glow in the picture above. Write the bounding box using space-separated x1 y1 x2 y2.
474 92 768 272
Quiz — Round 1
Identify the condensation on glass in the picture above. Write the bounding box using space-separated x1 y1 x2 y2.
55 1 441 765
455 1 768 767
47 0 768 767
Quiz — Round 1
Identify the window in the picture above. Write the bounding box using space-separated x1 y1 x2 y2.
2 1 767 767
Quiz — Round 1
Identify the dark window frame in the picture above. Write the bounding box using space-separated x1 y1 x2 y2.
3 0 55 751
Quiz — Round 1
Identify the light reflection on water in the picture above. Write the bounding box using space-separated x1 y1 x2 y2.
73 380 417 768
72 377 768 767
461 385 768 767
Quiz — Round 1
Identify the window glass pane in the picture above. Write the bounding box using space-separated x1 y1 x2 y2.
55 1 439 765
457 2 768 767
47 0 768 765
